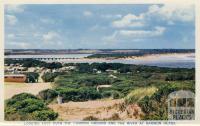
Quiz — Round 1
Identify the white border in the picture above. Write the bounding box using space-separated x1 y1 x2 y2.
0 0 199 125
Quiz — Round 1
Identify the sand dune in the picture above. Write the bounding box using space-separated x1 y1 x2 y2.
48 99 143 121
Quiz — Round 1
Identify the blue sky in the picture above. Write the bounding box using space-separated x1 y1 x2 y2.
5 4 195 49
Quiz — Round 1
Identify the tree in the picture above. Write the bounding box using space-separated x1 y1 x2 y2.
32 110 58 121
46 62 62 69
26 72 39 83
38 89 58 102
42 72 63 82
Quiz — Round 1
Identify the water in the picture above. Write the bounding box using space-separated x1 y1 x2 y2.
5 53 195 68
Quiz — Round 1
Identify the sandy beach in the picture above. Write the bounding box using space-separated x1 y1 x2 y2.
55 53 194 64
121 53 195 61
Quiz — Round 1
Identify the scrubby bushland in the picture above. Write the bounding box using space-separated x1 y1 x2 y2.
165 72 195 81
5 93 58 121
38 89 58 103
5 59 62 69
55 87 102 102
42 72 65 82
138 84 195 120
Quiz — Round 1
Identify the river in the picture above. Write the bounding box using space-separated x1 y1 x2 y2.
5 53 195 68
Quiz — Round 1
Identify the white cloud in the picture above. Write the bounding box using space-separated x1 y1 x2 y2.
112 4 194 29
83 11 93 17
42 31 60 42
5 5 24 13
119 26 165 37
101 14 122 19
6 14 18 25
146 4 194 22
112 14 144 28
103 26 166 42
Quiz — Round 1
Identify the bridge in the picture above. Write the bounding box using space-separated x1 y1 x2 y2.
5 57 80 61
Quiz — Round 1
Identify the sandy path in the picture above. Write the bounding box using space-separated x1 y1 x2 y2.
48 99 142 121
5 82 52 99
49 99 123 121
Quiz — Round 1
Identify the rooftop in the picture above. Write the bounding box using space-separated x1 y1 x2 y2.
5 74 26 77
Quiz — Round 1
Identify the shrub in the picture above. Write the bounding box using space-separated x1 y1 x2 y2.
55 87 101 102
7 93 38 103
5 93 58 121
42 72 64 82
45 62 62 69
138 85 179 120
32 110 58 121
112 91 123 99
38 89 58 102
101 91 112 98
165 72 195 81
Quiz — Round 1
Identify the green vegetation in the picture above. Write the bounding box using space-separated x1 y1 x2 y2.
138 83 195 120
125 87 157 104
55 87 102 102
38 63 195 106
4 61 195 120
38 89 58 103
42 72 66 82
25 72 39 83
165 72 194 81
5 59 62 69
5 93 58 121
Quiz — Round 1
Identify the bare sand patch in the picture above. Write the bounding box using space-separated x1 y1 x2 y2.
131 53 195 61
48 99 143 121
5 82 52 99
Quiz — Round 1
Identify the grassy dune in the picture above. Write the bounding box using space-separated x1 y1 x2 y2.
125 87 157 104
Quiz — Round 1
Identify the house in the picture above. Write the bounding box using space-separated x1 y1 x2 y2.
28 67 37 72
106 69 118 73
96 71 101 74
65 66 76 70
52 69 58 73
4 74 27 83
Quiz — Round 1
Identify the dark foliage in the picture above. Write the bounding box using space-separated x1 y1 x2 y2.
5 93 58 121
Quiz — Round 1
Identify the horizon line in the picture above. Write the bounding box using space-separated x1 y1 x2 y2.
4 48 195 50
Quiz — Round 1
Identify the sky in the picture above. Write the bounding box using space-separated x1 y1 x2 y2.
4 4 195 49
